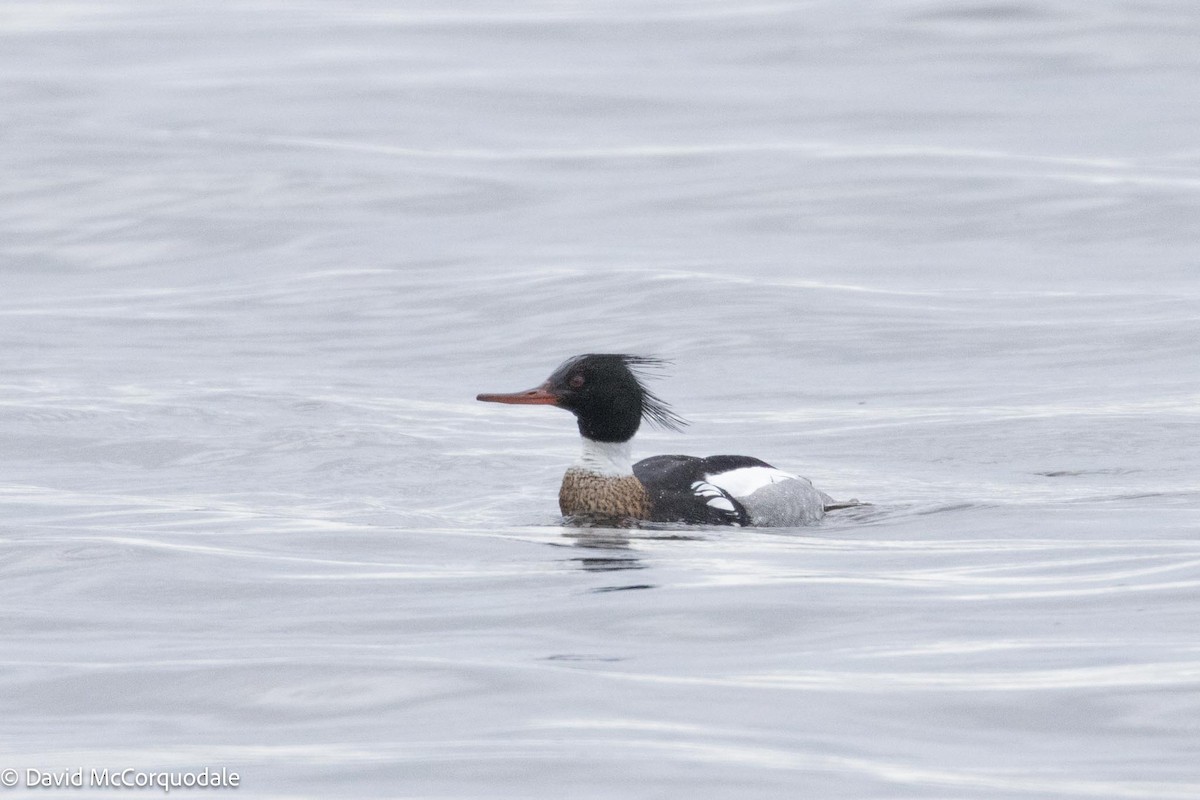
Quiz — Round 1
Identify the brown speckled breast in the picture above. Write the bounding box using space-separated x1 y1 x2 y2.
559 468 651 524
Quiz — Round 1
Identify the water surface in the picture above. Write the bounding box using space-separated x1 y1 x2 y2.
2 1 1198 797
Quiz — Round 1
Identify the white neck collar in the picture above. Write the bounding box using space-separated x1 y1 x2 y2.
575 438 634 477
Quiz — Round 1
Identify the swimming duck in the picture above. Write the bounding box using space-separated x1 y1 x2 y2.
477 353 837 526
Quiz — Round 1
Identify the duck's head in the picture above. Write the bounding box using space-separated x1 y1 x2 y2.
477 353 686 443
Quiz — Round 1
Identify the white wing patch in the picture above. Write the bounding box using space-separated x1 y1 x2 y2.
689 480 737 513
706 466 800 499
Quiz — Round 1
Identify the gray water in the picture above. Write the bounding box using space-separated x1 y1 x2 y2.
2 2 1199 797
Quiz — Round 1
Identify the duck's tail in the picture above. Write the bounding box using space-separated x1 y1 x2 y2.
823 499 867 512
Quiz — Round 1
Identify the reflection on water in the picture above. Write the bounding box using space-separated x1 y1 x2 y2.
572 556 644 572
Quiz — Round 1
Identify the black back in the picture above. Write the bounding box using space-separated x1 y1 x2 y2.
634 454 775 526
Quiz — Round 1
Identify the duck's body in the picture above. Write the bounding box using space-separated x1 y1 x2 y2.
478 354 837 527
634 454 831 526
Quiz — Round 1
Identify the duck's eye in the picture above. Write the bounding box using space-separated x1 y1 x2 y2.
569 374 585 389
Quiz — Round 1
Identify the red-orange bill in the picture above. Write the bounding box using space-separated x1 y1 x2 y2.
476 384 559 405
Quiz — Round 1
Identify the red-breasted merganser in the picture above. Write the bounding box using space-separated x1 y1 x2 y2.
477 353 837 526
